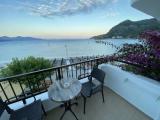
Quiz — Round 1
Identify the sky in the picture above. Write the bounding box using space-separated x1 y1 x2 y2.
0 0 152 39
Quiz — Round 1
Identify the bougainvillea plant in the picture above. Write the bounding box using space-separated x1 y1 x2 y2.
116 30 160 81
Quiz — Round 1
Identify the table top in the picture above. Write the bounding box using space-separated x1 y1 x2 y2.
48 78 82 102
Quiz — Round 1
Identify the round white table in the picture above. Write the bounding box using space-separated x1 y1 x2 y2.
48 78 82 120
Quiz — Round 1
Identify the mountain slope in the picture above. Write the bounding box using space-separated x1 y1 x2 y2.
0 36 43 41
92 18 160 39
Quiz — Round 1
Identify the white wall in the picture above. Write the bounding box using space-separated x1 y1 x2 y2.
100 64 160 120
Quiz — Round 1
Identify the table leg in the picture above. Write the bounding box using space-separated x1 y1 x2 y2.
69 108 78 120
60 101 78 120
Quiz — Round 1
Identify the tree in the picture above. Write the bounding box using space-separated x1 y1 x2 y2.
0 56 52 89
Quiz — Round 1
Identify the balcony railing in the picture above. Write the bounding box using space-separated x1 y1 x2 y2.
0 57 107 104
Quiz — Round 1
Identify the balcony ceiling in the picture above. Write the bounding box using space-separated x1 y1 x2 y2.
131 0 160 20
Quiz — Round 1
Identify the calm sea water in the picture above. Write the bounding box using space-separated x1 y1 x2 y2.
0 38 138 65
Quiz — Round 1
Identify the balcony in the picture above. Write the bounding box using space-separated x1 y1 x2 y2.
0 57 159 120
46 87 151 120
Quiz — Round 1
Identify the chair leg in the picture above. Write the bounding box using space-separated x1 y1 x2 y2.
83 97 86 114
102 89 105 103
41 103 47 116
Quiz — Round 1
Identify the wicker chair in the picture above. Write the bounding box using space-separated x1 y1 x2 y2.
0 97 46 120
80 68 105 114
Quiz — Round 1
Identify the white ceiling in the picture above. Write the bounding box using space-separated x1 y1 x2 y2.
131 0 160 20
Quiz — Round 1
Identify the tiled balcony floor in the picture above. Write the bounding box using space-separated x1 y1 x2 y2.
45 87 152 120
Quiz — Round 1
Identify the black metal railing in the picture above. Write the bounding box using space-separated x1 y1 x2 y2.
0 57 107 104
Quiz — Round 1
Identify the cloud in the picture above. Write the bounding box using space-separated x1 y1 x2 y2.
1 0 119 18
21 0 119 17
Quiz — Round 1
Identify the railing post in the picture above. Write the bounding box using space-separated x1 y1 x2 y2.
58 68 62 80
22 99 26 104
96 59 99 67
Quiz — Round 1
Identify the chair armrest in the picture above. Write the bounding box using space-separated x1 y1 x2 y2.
78 73 91 80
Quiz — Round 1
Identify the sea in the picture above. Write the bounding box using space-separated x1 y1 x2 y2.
0 38 139 67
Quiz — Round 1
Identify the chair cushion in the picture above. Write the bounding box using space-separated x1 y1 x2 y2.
10 100 42 120
81 79 102 97
81 82 93 97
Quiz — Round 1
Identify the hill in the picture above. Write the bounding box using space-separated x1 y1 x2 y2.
0 36 43 41
92 18 160 39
